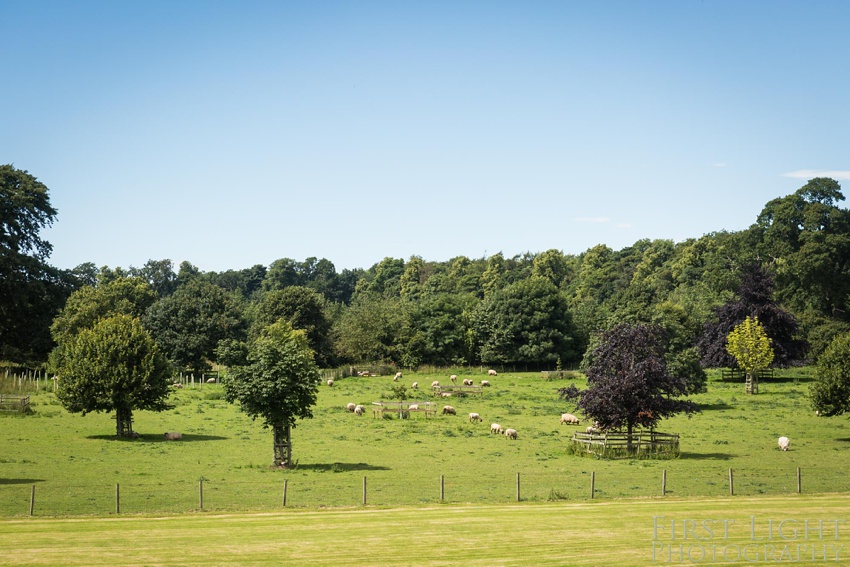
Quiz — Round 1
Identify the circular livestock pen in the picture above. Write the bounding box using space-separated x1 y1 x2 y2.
571 430 680 458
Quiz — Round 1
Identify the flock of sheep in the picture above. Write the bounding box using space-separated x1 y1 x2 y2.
342 369 520 440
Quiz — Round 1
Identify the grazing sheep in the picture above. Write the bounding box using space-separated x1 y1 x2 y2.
409 404 419 411
560 413 580 425
206 378 216 383
327 379 334 387
505 428 518 440
481 380 491 387
346 402 356 412
393 372 402 382
469 412 482 423
490 423 503 435
462 378 473 386
164 432 182 441
586 426 599 434
411 382 418 389
488 369 498 376
171 383 183 389
778 436 790 451
450 374 458 383
442 405 456 416
354 405 364 416
441 392 452 398
431 380 440 388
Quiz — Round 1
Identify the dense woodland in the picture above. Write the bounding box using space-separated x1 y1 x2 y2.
3 165 850 376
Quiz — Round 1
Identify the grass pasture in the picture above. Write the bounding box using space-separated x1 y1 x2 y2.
1 367 849 517
0 495 848 566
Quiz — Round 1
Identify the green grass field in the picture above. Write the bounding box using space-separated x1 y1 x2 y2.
2 368 850 565
1 367 849 517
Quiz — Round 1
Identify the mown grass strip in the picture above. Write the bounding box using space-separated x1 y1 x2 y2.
0 494 847 566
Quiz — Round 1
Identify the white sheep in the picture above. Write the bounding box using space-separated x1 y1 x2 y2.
778 436 790 451
560 413 580 425
462 378 473 386
505 428 517 440
481 380 491 387
450 374 458 383
409 404 419 411
488 369 498 376
411 382 418 389
346 402 356 412
354 405 364 416
469 412 482 423
442 405 456 416
441 392 452 398
206 378 216 383
586 426 599 434
164 431 182 441
394 372 402 382
490 423 503 435
431 380 440 388
327 379 334 387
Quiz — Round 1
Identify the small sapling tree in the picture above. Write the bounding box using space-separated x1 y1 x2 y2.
55 314 172 437
560 323 699 453
726 316 774 394
223 320 320 467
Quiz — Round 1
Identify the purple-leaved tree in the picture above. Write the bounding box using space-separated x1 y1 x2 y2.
560 323 699 452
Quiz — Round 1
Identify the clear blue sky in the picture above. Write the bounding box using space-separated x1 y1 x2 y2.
3 1 848 273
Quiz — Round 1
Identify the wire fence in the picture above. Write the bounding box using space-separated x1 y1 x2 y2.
4 465 849 517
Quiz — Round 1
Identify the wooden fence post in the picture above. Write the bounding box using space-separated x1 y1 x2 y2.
797 467 801 494
283 479 288 507
116 484 120 514
440 475 445 502
199 480 204 510
729 468 734 496
516 472 521 502
590 471 595 499
662 469 667 496
362 476 367 506
29 485 35 516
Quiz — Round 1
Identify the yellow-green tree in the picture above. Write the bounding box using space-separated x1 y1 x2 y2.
726 316 774 394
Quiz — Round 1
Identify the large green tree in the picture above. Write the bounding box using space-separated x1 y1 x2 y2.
252 286 335 367
143 280 247 375
809 332 850 417
55 314 172 437
0 165 73 363
223 320 321 467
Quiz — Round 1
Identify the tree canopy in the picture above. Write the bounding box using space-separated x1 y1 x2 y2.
143 279 247 375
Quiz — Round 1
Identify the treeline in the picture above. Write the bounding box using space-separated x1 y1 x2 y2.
4 168 850 374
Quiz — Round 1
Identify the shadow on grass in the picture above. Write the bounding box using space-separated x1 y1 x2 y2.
0 478 45 485
835 438 850 443
86 434 229 442
294 462 391 472
678 451 734 461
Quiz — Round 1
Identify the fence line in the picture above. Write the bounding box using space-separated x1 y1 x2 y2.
8 465 849 517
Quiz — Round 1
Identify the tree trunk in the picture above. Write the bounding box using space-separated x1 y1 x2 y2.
273 424 292 468
115 406 134 438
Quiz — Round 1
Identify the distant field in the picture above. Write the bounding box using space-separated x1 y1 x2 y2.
1 368 849 516
0 495 848 566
